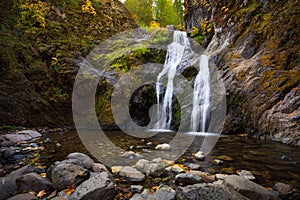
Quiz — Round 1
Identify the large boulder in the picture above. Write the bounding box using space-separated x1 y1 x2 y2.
67 152 94 169
51 163 90 190
119 166 146 182
16 172 54 193
224 175 280 200
2 130 42 143
64 172 115 200
135 159 166 177
0 165 40 200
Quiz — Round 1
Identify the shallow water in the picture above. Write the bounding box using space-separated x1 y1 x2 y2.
40 130 300 188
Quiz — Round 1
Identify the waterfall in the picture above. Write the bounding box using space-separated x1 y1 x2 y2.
191 55 211 132
155 31 191 130
155 31 211 132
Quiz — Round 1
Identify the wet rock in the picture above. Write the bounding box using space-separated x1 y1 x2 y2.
187 171 215 183
194 151 205 160
135 159 166 177
0 165 40 200
131 189 154 200
175 173 202 185
146 142 153 146
51 163 90 190
280 155 292 161
67 152 94 169
7 193 37 200
2 130 41 143
237 170 255 180
176 183 249 200
92 163 108 173
273 182 300 199
155 143 171 150
65 172 115 200
131 185 144 193
111 166 123 174
16 172 53 193
224 175 280 200
44 138 52 144
166 165 184 173
46 159 83 180
119 166 146 182
184 163 201 170
154 185 176 200
213 159 224 166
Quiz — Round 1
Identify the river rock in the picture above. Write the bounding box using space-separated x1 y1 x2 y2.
155 143 171 150
46 159 83 181
121 151 144 159
7 193 37 200
119 166 146 182
215 174 228 180
237 170 255 180
175 173 202 185
92 163 108 173
135 159 165 176
194 151 205 160
273 182 300 199
213 159 224 166
67 152 94 169
64 172 115 200
2 130 42 143
131 185 144 193
111 166 123 174
16 172 53 193
0 165 40 200
154 185 176 200
224 175 280 200
187 171 215 183
51 163 90 190
131 189 154 200
184 163 201 170
176 183 249 200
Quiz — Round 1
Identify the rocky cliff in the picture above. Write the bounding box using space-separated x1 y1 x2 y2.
184 0 300 145
0 0 137 127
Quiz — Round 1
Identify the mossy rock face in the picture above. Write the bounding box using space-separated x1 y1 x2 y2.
0 0 137 127
184 0 300 145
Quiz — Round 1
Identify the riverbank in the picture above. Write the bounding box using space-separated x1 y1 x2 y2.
0 129 300 199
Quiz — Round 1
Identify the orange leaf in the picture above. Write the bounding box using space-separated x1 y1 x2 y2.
64 185 76 195
40 173 47 178
37 190 47 198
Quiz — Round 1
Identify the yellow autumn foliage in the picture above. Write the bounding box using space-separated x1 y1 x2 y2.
82 0 97 16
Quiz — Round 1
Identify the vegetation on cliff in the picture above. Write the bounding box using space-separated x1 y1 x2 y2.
0 0 137 127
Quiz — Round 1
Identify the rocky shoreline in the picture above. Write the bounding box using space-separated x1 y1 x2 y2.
1 130 299 200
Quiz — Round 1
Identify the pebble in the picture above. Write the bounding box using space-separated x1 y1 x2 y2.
131 185 144 193
155 143 171 150
43 138 52 144
213 159 224 166
281 155 292 161
184 163 201 170
194 151 205 160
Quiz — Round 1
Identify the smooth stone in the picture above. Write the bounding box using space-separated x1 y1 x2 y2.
170 165 185 173
0 165 40 200
215 174 228 180
280 155 292 161
187 171 215 183
16 172 53 193
46 159 83 180
119 166 146 182
184 163 201 170
7 193 37 200
237 170 255 180
146 142 153 146
44 138 52 144
176 183 249 200
135 159 165 177
224 175 280 200
273 182 299 199
175 173 202 185
131 185 144 193
131 189 154 200
92 163 108 173
154 185 176 200
122 151 144 159
194 151 205 160
65 172 115 200
3 130 41 143
111 166 123 174
67 152 94 169
155 143 171 150
51 163 90 190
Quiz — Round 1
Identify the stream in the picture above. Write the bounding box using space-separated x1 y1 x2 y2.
39 130 300 188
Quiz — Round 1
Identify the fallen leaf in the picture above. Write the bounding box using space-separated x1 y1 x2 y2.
37 190 47 198
37 165 47 169
40 173 47 178
64 185 76 195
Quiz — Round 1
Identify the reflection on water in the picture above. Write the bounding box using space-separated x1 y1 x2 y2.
40 130 300 187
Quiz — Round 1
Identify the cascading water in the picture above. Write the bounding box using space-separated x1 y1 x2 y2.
155 31 211 132
191 55 211 132
155 31 191 130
